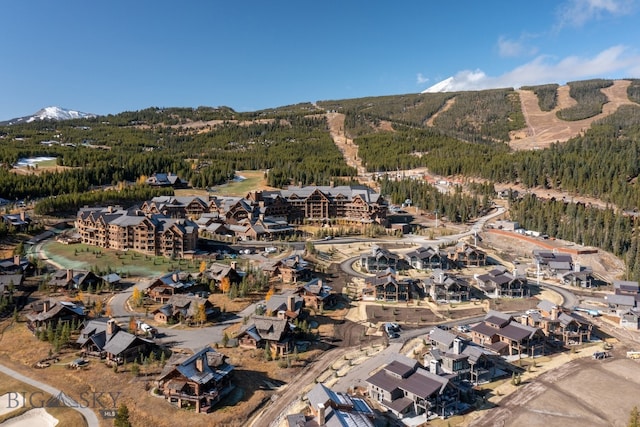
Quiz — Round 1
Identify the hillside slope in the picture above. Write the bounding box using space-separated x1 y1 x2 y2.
510 79 634 150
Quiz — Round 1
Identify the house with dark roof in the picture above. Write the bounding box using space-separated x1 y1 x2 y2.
295 278 336 310
263 255 310 284
156 346 234 413
26 300 85 333
204 262 242 287
145 172 187 188
0 255 32 274
264 292 303 320
404 246 449 270
146 271 197 303
298 383 375 427
237 315 293 357
475 267 529 299
360 245 400 273
524 300 592 345
470 311 545 356
426 328 502 385
424 269 471 303
449 243 486 267
77 319 154 364
0 274 23 295
47 269 100 292
532 250 574 277
363 269 416 302
153 295 218 325
2 212 31 230
366 356 461 419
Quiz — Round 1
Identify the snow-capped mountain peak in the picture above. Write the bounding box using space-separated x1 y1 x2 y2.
1 106 96 125
422 77 455 93
28 106 95 122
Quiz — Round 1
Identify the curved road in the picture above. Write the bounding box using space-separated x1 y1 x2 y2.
0 363 99 427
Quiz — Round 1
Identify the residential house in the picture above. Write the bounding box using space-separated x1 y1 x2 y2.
77 319 154 364
2 212 31 231
424 270 471 303
156 346 234 413
470 311 545 356
26 300 85 333
613 280 640 296
0 255 31 274
295 278 336 310
263 256 310 284
153 295 218 324
363 269 414 302
237 315 293 357
145 172 187 188
475 267 529 299
360 245 400 273
404 246 448 270
561 268 594 288
302 383 375 427
204 262 242 288
366 356 461 419
101 273 122 290
605 293 636 315
264 292 303 320
146 271 197 303
426 328 501 385
532 250 574 277
524 300 592 345
621 310 640 330
0 273 23 295
449 243 486 267
47 269 100 292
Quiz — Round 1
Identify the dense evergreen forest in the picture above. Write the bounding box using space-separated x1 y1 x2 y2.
2 78 640 279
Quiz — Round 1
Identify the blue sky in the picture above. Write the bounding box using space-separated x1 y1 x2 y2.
2 0 640 120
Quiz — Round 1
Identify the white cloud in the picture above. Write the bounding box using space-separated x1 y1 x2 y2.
556 0 634 28
424 45 640 92
497 35 538 58
416 73 430 85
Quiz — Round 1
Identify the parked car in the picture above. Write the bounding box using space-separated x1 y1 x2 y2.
593 351 610 360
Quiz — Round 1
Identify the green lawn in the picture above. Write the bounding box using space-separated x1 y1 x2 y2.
41 241 203 278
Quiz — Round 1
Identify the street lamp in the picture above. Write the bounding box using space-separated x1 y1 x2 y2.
434 209 439 229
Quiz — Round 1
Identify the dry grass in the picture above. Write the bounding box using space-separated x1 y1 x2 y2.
0 313 312 427
0 372 87 426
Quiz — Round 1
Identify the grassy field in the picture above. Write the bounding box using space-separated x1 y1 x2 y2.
0 372 88 426
42 241 206 278
206 170 275 196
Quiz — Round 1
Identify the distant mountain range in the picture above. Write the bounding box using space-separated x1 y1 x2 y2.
0 106 96 125
422 77 455 93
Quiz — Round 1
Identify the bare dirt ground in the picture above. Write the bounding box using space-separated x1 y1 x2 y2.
325 112 367 176
510 79 634 150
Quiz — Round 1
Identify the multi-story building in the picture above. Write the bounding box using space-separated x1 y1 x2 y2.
76 206 198 257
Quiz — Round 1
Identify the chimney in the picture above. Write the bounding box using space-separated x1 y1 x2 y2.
318 403 326 425
66 269 73 282
453 338 463 355
20 211 25 221
107 319 120 336
287 295 296 312
13 255 20 266
196 356 204 372
172 272 179 282
42 300 51 313
230 261 237 271
429 359 440 375
439 271 444 284
574 262 580 273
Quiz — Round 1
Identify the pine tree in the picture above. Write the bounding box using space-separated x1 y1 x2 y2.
629 406 640 427
114 403 132 427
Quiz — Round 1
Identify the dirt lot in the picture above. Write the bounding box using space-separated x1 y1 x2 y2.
468 347 640 427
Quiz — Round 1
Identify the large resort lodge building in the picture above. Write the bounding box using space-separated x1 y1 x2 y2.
75 185 388 254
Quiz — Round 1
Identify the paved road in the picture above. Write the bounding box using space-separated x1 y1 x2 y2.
0 363 99 427
108 280 258 351
249 346 352 427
